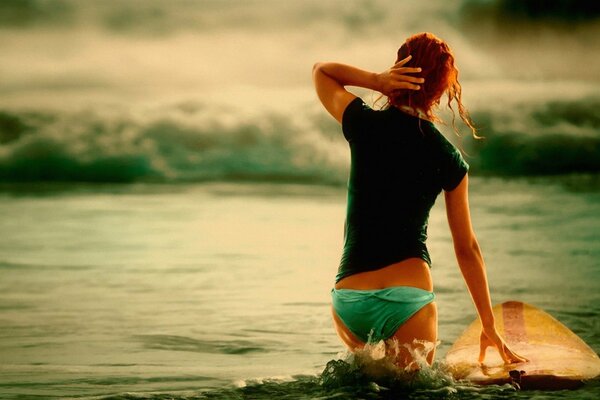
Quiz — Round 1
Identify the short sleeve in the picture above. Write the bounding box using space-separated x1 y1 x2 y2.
341 97 372 142
438 135 469 191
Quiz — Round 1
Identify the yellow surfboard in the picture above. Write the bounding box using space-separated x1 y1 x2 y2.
445 301 600 390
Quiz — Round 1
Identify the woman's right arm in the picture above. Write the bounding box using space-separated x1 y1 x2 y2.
312 56 423 123
444 174 528 364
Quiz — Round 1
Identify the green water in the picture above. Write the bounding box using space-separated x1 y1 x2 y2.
1 0 599 398
0 178 598 399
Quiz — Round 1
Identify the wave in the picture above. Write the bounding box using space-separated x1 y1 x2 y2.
464 97 600 176
0 97 598 185
0 103 348 185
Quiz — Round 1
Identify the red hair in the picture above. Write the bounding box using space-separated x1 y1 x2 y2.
388 32 477 137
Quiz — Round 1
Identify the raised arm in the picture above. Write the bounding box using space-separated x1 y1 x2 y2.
312 56 423 123
444 174 528 364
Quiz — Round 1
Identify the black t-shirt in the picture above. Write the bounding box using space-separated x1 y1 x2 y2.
336 97 469 283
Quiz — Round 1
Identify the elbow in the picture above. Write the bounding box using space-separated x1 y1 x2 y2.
312 62 324 75
454 236 481 260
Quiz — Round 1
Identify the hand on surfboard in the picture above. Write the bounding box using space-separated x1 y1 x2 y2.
479 327 529 365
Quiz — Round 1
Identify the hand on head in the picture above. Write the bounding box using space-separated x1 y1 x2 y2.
376 55 424 97
479 327 529 365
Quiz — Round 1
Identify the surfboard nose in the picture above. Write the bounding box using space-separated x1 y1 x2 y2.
446 301 600 390
501 301 527 344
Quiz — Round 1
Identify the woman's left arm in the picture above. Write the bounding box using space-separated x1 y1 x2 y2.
312 56 423 123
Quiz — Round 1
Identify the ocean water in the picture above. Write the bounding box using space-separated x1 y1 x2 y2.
0 177 599 399
1 0 599 398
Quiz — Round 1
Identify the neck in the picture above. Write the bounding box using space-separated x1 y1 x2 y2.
398 105 428 120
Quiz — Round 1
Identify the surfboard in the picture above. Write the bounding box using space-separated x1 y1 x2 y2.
445 301 600 390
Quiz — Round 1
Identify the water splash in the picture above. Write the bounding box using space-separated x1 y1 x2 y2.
322 340 453 390
319 339 522 399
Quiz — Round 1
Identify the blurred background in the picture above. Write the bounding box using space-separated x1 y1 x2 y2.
0 0 599 183
0 1 599 399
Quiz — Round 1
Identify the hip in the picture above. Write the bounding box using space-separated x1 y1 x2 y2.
334 257 432 291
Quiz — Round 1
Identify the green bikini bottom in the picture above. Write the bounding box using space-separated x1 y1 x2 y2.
331 286 435 343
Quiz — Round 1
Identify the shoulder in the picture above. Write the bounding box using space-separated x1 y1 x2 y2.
342 97 375 124
425 127 469 191
341 97 378 142
420 121 445 142
423 123 461 155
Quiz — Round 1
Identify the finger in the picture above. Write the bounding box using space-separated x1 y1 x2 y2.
394 66 422 75
509 353 529 363
478 335 489 363
392 82 421 91
478 345 487 363
516 354 529 363
497 343 512 364
394 75 425 84
504 345 529 363
395 55 412 67
499 343 530 364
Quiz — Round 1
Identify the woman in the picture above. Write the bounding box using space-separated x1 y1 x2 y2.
312 32 527 368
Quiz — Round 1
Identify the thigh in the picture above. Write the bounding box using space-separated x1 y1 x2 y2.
386 301 438 368
331 306 365 351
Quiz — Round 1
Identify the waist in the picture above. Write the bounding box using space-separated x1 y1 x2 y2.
334 257 432 291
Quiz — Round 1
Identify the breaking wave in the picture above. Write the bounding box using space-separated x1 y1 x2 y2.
0 102 348 185
465 97 600 176
0 96 598 185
